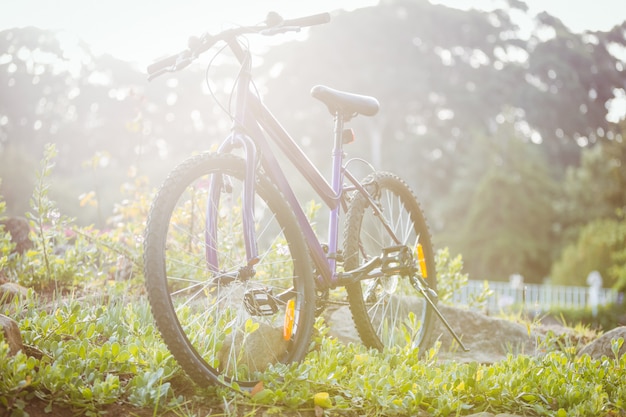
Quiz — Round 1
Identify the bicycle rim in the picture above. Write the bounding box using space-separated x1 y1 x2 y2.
344 172 437 352
143 153 315 389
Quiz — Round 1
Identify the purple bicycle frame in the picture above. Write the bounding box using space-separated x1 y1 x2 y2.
205 41 344 287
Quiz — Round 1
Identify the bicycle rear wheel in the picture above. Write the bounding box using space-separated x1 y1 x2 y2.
344 172 437 352
144 153 315 389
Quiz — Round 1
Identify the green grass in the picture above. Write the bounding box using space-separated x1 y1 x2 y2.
1 287 625 416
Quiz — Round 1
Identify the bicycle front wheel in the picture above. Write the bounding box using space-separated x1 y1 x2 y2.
144 153 315 389
344 172 437 352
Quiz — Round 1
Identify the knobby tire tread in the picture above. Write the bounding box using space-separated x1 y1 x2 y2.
143 153 315 388
343 171 437 352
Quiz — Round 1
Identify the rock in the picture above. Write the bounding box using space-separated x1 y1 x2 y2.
0 314 24 355
0 282 29 304
327 305 361 344
577 326 626 360
327 302 542 363
0 217 33 254
431 304 538 363
218 322 288 374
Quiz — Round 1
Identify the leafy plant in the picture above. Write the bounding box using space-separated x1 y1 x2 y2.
1 145 148 293
25 143 65 291
436 247 493 309
1 144 101 293
0 182 15 276
435 247 468 303
1 235 625 417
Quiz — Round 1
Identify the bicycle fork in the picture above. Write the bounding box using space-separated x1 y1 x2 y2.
205 133 260 275
205 42 261 274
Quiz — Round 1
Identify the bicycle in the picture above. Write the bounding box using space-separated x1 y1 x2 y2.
143 11 465 391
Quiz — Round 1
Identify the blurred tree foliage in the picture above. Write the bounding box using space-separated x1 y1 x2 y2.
551 133 626 289
440 129 559 282
0 27 230 225
559 134 626 237
550 215 626 290
261 0 626 282
1 0 625 283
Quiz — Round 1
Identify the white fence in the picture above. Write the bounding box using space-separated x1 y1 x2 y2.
450 280 621 313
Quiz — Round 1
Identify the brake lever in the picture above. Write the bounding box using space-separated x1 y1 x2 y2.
174 56 194 71
148 68 169 81
147 52 194 81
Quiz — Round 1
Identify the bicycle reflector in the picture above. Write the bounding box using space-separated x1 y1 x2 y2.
342 128 355 144
416 243 428 278
283 299 296 341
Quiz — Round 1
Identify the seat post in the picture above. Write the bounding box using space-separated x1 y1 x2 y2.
331 112 346 195
332 111 345 156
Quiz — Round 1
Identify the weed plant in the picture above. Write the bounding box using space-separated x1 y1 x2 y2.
1 146 625 416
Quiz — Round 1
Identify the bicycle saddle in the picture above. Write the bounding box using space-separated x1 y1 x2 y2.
311 85 379 118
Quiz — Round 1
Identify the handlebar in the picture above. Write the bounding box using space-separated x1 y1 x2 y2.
281 12 331 28
147 12 330 80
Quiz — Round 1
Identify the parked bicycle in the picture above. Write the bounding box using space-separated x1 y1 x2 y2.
143 12 465 390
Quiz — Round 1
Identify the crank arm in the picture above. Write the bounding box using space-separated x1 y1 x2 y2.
335 256 383 286
413 278 469 352
275 288 296 304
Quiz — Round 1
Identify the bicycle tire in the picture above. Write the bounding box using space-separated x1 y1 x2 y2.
344 172 437 352
144 153 315 389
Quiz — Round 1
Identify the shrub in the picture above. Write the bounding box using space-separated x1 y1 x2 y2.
551 216 626 289
436 247 492 309
1 144 147 293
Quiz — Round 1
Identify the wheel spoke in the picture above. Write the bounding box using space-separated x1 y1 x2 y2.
144 154 315 388
345 172 437 352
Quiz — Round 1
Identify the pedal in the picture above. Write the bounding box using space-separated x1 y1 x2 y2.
244 288 278 316
380 245 413 274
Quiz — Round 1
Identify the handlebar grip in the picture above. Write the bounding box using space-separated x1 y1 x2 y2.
283 12 330 28
147 54 179 75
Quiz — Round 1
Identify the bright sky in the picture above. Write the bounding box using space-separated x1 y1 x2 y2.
1 0 625 67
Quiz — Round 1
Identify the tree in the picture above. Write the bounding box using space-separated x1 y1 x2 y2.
2 0 626 283
259 0 626 282
0 27 224 224
555 134 626 246
551 216 626 289
440 130 558 282
551 130 626 288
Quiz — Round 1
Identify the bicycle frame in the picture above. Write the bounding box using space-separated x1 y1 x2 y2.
206 39 363 288
150 24 469 362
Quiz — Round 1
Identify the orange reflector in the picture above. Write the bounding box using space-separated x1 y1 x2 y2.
416 243 428 278
283 299 295 341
